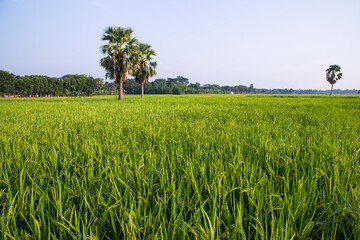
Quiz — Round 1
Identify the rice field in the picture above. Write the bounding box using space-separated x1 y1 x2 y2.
0 94 359 239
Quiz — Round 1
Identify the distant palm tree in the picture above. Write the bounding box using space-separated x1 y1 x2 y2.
100 27 138 100
326 65 342 96
134 43 157 98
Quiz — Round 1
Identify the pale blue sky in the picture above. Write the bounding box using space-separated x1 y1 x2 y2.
0 0 359 89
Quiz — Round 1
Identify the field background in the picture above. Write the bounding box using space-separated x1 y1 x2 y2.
1 95 360 239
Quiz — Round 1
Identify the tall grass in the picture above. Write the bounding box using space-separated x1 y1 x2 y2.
0 95 359 239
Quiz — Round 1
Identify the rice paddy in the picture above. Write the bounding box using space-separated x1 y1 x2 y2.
0 94 359 239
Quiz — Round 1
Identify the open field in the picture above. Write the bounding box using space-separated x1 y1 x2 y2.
0 95 360 239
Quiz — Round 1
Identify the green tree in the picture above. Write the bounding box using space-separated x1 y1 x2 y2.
123 78 141 94
189 82 201 90
100 27 138 100
326 65 342 96
151 78 172 94
249 84 254 93
0 70 16 96
14 76 25 95
167 76 189 86
133 43 157 98
22 76 33 96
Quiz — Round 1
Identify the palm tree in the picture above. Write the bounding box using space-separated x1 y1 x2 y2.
100 27 138 100
133 43 157 98
326 65 342 96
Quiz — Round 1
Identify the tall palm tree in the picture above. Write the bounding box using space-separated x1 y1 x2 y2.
100 27 138 100
133 43 157 98
326 65 342 96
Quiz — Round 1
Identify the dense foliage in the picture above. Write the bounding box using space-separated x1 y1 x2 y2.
0 70 103 96
1 95 360 239
1 70 358 96
123 76 251 95
0 71 253 97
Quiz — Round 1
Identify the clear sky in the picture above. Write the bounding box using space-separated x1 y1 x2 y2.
0 0 359 90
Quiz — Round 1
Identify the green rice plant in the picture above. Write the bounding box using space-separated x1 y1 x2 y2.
0 95 359 239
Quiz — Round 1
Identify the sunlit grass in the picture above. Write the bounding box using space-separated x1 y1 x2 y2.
1 94 360 239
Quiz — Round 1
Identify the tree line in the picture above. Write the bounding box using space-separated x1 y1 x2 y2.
122 76 254 94
0 70 103 96
2 69 359 97
0 70 254 97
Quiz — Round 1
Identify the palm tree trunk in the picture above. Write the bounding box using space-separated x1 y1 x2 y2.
141 83 144 98
119 80 123 100
329 84 333 96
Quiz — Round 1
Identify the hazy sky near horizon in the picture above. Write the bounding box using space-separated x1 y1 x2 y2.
0 0 359 90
